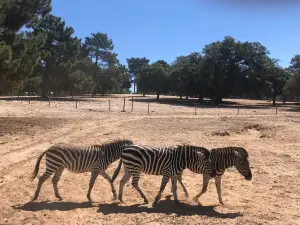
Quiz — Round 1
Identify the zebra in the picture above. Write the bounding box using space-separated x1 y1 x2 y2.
111 144 216 206
174 147 252 205
30 139 133 202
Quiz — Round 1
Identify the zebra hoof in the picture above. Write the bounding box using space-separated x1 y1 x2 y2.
174 200 180 204
55 195 63 201
219 201 224 205
152 200 158 207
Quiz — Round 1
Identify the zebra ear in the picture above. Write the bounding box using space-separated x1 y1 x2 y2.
196 152 204 158
234 151 242 158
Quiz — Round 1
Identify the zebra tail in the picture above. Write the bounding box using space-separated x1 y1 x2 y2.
30 151 47 181
111 159 123 182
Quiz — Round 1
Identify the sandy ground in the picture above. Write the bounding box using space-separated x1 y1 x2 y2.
0 96 300 225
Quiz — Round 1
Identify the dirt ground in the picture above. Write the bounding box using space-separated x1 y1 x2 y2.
0 96 300 225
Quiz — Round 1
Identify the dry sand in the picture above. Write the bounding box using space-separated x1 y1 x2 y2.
0 96 299 224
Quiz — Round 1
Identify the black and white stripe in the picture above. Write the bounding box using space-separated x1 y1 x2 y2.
176 147 252 205
30 139 133 202
111 144 216 206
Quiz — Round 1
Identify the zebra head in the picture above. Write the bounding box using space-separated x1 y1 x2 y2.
234 148 252 181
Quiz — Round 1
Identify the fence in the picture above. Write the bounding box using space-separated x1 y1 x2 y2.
4 95 293 116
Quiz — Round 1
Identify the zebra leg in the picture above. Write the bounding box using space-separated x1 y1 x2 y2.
86 170 99 203
177 175 189 198
171 177 179 204
193 173 210 205
118 167 131 203
32 169 55 201
132 172 149 204
153 175 170 206
215 176 224 205
99 170 117 200
52 167 64 201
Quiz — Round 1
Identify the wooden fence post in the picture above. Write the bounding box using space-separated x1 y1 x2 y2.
122 97 126 112
195 103 197 115
148 100 150 115
276 105 277 115
108 100 111 111
75 100 78 109
237 104 240 115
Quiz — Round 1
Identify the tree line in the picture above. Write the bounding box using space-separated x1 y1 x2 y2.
1 0 300 105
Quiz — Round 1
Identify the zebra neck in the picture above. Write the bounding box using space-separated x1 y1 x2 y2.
102 148 121 165
213 151 235 171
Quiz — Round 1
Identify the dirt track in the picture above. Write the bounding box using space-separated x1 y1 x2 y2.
0 97 300 224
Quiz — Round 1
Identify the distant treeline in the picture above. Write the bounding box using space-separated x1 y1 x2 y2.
1 0 300 104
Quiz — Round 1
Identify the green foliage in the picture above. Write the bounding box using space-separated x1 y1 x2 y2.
138 61 169 99
0 0 297 104
127 57 150 93
85 32 117 67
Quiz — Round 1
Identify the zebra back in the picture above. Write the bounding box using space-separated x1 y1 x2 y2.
93 139 133 166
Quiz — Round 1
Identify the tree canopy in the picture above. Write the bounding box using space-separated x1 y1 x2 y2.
0 1 298 105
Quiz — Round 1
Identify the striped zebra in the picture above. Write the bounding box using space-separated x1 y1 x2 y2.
111 144 216 206
174 147 252 205
30 139 133 202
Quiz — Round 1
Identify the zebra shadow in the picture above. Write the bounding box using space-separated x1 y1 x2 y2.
12 201 95 211
97 197 242 219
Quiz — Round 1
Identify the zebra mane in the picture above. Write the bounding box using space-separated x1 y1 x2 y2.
211 147 249 158
172 144 211 158
91 139 133 149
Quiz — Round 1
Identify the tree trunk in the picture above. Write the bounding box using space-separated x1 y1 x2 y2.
198 96 203 102
185 95 188 100
133 80 136 93
71 92 73 99
180 95 182 100
156 93 160 100
272 94 276 106
283 95 286 105
41 90 48 98
213 96 222 105
143 92 145 97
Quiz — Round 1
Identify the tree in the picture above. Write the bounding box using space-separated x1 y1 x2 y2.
283 55 300 102
201 37 240 104
138 61 169 100
114 64 131 94
32 14 81 97
170 53 203 100
0 0 50 95
127 57 150 94
85 32 117 96
85 32 116 67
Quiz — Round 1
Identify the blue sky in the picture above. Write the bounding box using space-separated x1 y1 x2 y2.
52 0 300 68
